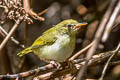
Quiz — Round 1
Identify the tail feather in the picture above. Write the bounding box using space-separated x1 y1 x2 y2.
17 47 33 57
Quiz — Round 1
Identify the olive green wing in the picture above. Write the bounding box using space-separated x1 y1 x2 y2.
17 27 59 57
31 25 68 49
31 26 59 49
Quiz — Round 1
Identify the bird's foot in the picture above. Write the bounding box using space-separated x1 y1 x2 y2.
56 60 76 70
67 61 74 69
63 60 76 70
50 61 62 70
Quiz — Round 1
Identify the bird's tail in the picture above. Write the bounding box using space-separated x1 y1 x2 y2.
17 47 33 57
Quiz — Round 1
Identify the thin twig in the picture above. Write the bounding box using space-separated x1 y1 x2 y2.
109 60 120 66
0 26 24 48
0 17 23 51
102 0 120 42
69 41 95 60
38 9 48 16
76 0 118 79
15 77 19 80
0 49 120 79
0 64 55 79
0 26 6 36
23 0 45 21
99 42 120 80
29 9 45 21
112 21 120 32
48 50 120 80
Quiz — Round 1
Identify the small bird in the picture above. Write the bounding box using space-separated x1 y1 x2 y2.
17 19 87 62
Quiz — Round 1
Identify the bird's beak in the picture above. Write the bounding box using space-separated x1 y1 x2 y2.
73 22 88 30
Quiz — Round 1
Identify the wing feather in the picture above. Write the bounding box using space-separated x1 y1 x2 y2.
31 26 59 48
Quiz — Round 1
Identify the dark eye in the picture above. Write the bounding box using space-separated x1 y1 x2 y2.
66 24 74 27
67 24 72 27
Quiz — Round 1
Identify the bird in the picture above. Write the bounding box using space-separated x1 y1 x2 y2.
17 19 87 62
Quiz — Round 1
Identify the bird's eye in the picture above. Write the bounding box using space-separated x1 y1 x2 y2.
66 24 74 27
66 24 71 27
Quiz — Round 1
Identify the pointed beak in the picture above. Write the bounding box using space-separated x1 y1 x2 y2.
73 22 88 30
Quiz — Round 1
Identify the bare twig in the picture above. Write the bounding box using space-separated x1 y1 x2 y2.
102 1 120 42
0 26 6 36
0 64 55 79
15 77 19 80
99 42 120 80
23 0 45 21
38 9 48 16
0 49 120 79
28 10 45 21
33 71 55 80
0 25 24 48
112 21 120 32
0 17 23 51
69 41 95 60
0 0 33 24
47 50 120 80
109 60 120 66
76 0 119 79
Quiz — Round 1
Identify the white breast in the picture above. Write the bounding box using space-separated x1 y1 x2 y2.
35 34 75 62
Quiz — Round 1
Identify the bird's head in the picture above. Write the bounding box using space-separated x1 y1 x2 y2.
57 19 87 32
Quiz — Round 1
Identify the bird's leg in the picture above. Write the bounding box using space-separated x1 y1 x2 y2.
67 61 73 69
63 60 77 70
23 0 45 21
50 60 76 70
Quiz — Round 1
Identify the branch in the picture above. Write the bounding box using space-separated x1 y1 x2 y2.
99 42 120 80
69 41 95 60
77 0 120 79
0 49 120 79
23 0 46 21
0 17 23 51
0 64 55 79
0 25 24 48
36 50 120 80
102 1 120 42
